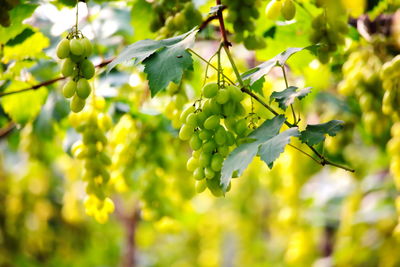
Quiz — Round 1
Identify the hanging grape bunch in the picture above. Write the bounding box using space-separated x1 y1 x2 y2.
56 28 95 113
150 0 202 39
309 2 348 63
68 97 114 223
381 55 400 120
224 0 266 50
179 82 251 196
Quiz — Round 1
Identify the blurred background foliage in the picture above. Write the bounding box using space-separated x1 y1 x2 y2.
1 0 400 266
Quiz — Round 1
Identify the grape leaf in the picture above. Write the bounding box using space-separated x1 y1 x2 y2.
0 81 48 125
221 115 299 191
143 30 197 96
0 4 38 44
242 46 317 85
258 128 300 168
107 28 198 72
300 120 344 146
270 86 312 110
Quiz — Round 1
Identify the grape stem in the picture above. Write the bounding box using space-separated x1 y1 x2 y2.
214 0 355 173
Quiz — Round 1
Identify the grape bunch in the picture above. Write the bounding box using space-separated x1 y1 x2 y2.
381 55 400 120
0 0 19 27
68 97 114 223
179 83 250 196
388 123 400 191
265 0 296 21
56 31 95 113
150 0 202 39
164 83 188 129
223 0 266 50
309 10 348 63
337 47 388 137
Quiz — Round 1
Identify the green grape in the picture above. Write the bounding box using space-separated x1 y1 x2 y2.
205 167 216 179
217 145 230 156
187 156 198 171
202 140 217 153
203 83 218 98
70 53 84 63
199 129 213 140
61 58 74 77
76 78 91 99
70 95 86 113
56 38 70 59
215 126 227 145
199 152 211 167
265 0 282 20
189 134 202 151
186 113 198 127
195 180 207 193
235 119 248 136
62 80 76 98
206 177 224 197
228 86 244 102
209 99 222 115
179 124 194 141
223 101 236 117
281 0 296 20
204 115 220 130
179 105 195 123
81 37 93 56
193 167 205 180
211 153 223 172
70 38 84 56
216 88 230 104
81 59 95 79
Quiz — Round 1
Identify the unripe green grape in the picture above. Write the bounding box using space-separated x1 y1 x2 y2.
76 78 91 99
195 180 207 193
70 95 86 113
228 86 244 102
187 156 198 171
215 126 227 145
70 38 84 56
199 129 213 140
179 124 194 141
179 105 195 123
99 152 112 165
203 82 218 98
81 37 93 56
56 38 70 59
204 115 220 130
81 59 95 79
218 145 230 157
265 0 282 20
223 101 236 117
199 151 211 167
61 58 74 77
206 177 223 197
216 88 230 104
202 140 217 153
209 98 222 114
196 112 207 128
205 167 215 179
193 167 205 180
281 0 296 20
62 80 76 98
186 113 198 127
189 134 202 150
202 100 214 117
211 153 223 172
226 131 235 146
235 103 246 116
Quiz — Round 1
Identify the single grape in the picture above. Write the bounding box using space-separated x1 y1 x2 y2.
70 95 86 113
76 78 91 99
62 80 76 98
56 38 70 59
61 58 74 77
203 83 219 98
70 38 84 56
81 59 95 79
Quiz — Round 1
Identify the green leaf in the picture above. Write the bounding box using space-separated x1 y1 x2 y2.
270 86 312 110
300 120 344 146
242 46 317 85
143 30 197 96
0 81 48 125
258 128 300 168
221 115 295 191
107 28 198 72
0 4 38 44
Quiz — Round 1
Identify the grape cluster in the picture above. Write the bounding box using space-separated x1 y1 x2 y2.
309 12 348 63
0 0 18 27
388 123 400 190
338 47 388 137
224 0 266 50
150 0 202 39
265 0 296 21
381 55 400 120
56 31 95 113
179 83 249 196
68 97 114 223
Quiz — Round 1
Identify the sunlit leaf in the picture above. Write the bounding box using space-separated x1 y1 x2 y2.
270 86 312 110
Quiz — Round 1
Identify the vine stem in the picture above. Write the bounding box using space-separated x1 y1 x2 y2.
214 0 355 173
281 65 297 124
